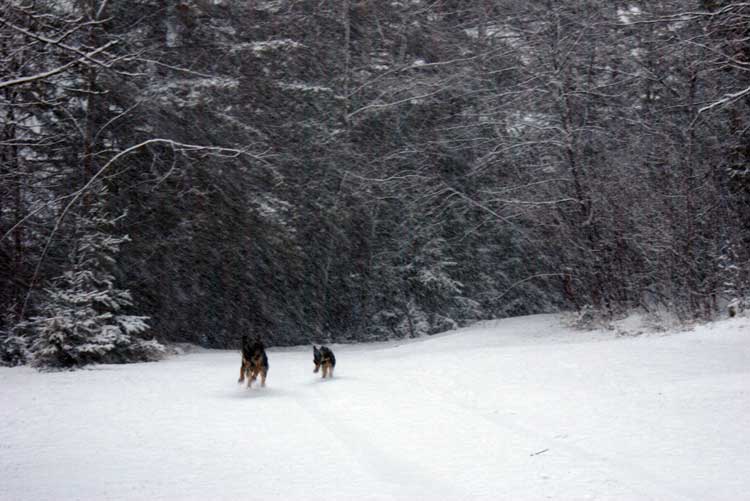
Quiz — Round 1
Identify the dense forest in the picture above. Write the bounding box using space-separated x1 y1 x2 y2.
1 0 749 367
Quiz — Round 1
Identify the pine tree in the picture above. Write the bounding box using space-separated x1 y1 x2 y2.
26 193 164 369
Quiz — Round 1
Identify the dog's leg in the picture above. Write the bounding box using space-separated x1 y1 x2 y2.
322 364 328 378
238 360 246 383
248 369 256 388
260 369 266 387
329 365 334 378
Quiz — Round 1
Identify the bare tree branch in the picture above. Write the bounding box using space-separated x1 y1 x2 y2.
0 40 117 89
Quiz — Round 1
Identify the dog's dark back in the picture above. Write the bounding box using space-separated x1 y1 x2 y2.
242 335 268 368
314 345 336 366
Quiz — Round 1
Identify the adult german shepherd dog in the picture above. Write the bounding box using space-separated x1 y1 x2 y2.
238 335 268 388
313 345 335 378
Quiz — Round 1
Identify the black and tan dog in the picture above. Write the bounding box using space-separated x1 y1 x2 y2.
238 335 268 388
313 345 336 378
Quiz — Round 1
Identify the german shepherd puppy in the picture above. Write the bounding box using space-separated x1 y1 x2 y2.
238 335 268 388
313 345 335 378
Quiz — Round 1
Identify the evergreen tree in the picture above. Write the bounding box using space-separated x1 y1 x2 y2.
25 192 163 369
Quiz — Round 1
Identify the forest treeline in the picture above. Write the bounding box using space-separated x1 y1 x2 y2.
1 0 749 367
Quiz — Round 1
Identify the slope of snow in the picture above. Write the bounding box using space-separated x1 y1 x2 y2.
2 314 749 500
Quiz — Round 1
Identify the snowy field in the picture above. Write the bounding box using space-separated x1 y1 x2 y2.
2 314 749 501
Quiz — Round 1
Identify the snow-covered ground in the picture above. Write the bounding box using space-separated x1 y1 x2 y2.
2 314 749 500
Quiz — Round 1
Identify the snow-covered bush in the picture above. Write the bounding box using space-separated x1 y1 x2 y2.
27 298 164 368
718 247 750 318
1 308 29 366
0 333 29 367
572 304 597 330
